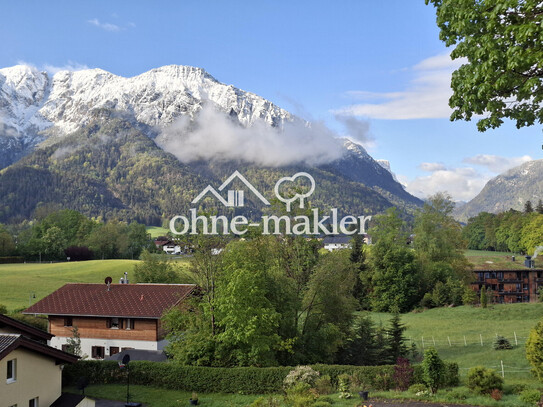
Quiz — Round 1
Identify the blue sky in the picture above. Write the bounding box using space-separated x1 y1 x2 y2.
1 1 540 201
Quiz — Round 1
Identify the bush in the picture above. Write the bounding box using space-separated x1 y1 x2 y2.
408 383 427 394
526 319 543 382
466 366 503 395
511 383 528 395
493 336 513 350
519 389 541 405
337 374 352 399
490 388 503 401
250 397 281 407
420 293 434 308
393 357 413 391
284 382 317 407
314 375 333 395
284 366 320 390
421 347 444 394
0 256 24 264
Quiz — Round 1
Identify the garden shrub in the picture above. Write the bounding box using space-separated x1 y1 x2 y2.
519 389 541 405
493 336 513 350
466 366 503 395
408 383 427 394
249 397 281 407
511 383 528 394
314 375 333 395
421 347 444 394
490 388 503 401
284 366 320 390
337 374 352 399
284 382 317 407
393 357 413 391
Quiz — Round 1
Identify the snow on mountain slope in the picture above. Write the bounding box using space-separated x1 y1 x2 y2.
0 64 293 140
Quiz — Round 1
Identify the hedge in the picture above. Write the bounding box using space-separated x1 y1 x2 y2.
0 257 24 264
63 361 459 394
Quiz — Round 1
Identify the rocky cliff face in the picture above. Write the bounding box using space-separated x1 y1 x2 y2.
454 159 543 222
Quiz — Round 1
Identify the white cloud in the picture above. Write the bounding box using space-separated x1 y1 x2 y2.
406 167 489 202
419 162 447 172
43 61 89 75
462 154 532 174
87 18 122 32
335 52 467 120
404 154 534 201
156 105 345 167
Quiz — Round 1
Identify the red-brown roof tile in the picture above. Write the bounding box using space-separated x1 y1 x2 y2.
23 283 195 319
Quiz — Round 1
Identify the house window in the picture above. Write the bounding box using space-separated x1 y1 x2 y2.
28 398 38 407
125 318 134 330
497 272 504 280
110 317 119 329
91 346 105 359
121 347 133 352
64 317 73 327
110 347 120 356
6 359 16 383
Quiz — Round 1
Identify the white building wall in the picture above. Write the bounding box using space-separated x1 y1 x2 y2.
50 336 169 359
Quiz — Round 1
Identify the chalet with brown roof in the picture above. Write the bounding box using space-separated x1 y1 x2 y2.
23 282 195 360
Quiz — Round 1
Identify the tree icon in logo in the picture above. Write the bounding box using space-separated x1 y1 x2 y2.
274 172 315 212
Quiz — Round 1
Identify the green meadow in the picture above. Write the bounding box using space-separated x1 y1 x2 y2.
370 303 543 384
0 260 139 311
146 226 170 238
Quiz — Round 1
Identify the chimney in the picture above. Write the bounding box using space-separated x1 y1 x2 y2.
525 255 534 269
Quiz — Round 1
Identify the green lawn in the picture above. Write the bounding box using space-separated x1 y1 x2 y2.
146 226 170 238
65 384 537 407
464 249 535 270
0 260 138 311
370 303 543 384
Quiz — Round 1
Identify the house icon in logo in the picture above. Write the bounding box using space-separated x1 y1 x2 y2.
192 171 270 208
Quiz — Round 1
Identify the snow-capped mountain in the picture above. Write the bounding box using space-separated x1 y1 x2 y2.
0 64 293 164
0 64 422 222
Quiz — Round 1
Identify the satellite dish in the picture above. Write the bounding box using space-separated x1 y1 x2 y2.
122 354 131 365
105 276 113 285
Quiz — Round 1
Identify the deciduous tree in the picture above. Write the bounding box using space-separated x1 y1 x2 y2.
426 0 543 131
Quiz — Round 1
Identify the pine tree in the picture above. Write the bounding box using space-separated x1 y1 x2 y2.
480 286 488 309
525 200 534 213
536 200 543 214
387 312 408 363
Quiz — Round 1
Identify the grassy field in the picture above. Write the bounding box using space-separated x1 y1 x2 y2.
146 226 170 238
0 257 194 312
0 260 139 311
464 249 537 270
370 303 542 384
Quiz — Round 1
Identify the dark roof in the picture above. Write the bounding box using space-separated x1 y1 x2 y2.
50 393 87 407
0 313 53 341
23 283 195 319
0 334 78 364
323 235 352 245
105 349 167 362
